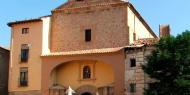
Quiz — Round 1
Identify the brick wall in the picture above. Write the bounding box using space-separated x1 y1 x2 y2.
50 5 129 52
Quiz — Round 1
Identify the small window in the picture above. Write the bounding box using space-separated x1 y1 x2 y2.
133 33 136 41
130 58 136 67
20 68 28 87
21 44 29 62
129 83 136 93
98 86 114 95
83 66 91 79
22 28 29 34
85 29 91 42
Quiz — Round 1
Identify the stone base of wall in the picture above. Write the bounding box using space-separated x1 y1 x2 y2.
9 90 41 95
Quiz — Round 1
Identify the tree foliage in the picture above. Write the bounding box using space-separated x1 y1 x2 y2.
143 31 190 95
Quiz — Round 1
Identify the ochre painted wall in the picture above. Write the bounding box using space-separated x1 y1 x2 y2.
9 21 42 92
55 60 114 90
41 51 125 95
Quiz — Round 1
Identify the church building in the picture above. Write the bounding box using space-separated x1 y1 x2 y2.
8 0 158 95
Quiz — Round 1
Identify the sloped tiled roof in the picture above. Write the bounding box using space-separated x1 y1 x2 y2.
7 15 51 27
133 38 158 46
54 0 124 10
0 46 10 51
41 38 158 57
42 44 151 57
42 47 124 56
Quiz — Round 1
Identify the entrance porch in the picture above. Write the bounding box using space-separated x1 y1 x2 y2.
41 50 125 95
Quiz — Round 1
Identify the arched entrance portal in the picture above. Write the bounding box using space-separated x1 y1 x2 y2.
41 53 125 95
50 60 114 95
81 92 92 95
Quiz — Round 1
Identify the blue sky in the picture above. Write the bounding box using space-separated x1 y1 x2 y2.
0 0 190 48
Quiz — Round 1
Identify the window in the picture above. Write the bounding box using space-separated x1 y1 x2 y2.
129 83 136 93
80 63 95 80
22 28 29 34
83 66 91 79
130 58 136 67
21 44 29 62
98 86 114 95
19 68 28 87
85 29 91 42
133 33 136 41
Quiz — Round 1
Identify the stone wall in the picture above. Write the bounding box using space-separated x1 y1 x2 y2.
0 47 9 95
124 46 155 95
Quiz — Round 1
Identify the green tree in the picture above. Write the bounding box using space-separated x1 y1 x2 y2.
143 31 190 95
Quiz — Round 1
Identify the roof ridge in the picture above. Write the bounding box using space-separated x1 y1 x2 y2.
42 47 124 56
0 46 10 51
53 1 126 11
7 15 51 27
127 2 157 38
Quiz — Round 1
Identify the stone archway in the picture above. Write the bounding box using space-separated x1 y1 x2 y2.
49 60 114 92
76 85 97 95
81 92 92 95
41 52 125 95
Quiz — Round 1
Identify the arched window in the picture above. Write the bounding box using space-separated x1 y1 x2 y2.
83 66 91 79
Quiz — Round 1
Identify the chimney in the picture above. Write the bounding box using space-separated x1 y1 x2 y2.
159 25 170 37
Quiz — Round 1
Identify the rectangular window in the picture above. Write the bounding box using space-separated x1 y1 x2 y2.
85 29 91 42
130 83 136 93
130 58 136 67
98 86 114 95
21 44 29 62
133 33 136 41
22 28 29 34
107 87 114 95
19 68 28 87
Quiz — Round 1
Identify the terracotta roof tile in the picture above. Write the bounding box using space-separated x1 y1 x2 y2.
54 2 126 11
125 44 145 48
0 46 10 51
7 15 51 27
42 44 150 57
133 38 158 46
42 47 124 56
41 39 158 57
